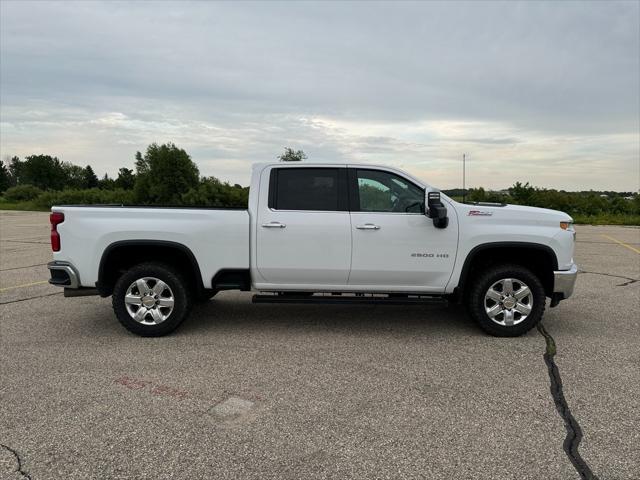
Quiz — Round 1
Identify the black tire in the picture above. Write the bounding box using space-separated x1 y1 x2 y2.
467 264 546 337
112 262 192 337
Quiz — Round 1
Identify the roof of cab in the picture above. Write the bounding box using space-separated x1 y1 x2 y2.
252 161 407 170
251 162 431 189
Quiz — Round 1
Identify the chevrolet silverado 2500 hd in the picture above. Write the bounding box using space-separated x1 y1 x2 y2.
48 163 577 337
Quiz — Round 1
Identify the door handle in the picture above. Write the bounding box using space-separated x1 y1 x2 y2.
356 224 380 230
262 222 286 228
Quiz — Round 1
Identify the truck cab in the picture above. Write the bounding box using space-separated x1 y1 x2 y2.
251 163 459 293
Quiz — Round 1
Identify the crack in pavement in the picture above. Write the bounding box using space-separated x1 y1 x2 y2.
0 263 48 272
0 240 49 245
0 444 32 480
537 323 599 480
579 270 638 287
0 292 62 305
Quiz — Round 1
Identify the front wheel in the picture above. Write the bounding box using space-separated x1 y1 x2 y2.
467 264 546 337
112 262 192 337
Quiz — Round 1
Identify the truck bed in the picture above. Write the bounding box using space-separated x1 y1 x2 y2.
52 205 250 289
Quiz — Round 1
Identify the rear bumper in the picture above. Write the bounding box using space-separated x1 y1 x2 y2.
552 263 578 303
48 261 80 289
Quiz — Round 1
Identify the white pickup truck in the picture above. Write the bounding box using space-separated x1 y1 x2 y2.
48 162 577 337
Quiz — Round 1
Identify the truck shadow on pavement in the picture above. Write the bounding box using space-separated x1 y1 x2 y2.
180 295 481 337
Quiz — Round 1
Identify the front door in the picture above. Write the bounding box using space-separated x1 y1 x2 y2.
348 168 458 291
256 167 352 286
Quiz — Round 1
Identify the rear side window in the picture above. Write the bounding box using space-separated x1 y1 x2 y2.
269 168 347 211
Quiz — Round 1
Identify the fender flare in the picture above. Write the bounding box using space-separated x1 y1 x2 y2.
97 240 204 295
456 241 558 292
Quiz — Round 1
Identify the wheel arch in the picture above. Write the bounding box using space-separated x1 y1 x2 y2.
457 242 558 298
97 240 204 297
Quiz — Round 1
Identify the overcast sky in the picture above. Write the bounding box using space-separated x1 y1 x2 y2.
1 1 638 190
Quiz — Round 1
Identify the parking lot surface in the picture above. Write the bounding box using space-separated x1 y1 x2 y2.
1 210 639 480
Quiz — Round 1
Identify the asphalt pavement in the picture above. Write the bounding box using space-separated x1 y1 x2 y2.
1 210 639 479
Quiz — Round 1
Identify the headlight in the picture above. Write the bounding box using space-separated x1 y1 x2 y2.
560 221 574 231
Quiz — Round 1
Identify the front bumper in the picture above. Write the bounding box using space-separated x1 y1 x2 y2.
48 261 80 289
552 263 578 303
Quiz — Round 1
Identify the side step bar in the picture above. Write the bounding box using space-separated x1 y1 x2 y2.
252 293 447 306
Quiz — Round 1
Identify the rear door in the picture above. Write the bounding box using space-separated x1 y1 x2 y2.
347 168 458 291
256 166 352 286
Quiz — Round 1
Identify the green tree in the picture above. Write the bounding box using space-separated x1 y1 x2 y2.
508 182 536 205
182 177 249 207
62 163 89 189
134 151 148 173
19 155 67 190
632 194 640 215
3 184 43 202
98 173 116 190
114 167 135 190
8 156 22 185
0 160 10 193
467 187 487 202
134 143 199 204
84 165 99 188
278 147 307 162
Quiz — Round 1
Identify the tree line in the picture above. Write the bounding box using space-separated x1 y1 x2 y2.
449 183 639 223
0 143 249 209
0 143 638 224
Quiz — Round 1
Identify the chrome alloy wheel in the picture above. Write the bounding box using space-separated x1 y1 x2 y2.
124 277 175 325
484 278 533 327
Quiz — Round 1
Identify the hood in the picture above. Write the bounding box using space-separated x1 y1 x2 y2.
452 201 573 225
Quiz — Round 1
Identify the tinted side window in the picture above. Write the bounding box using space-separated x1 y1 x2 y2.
356 169 424 213
273 168 343 211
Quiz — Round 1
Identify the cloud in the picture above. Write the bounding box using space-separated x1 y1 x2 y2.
1 1 638 190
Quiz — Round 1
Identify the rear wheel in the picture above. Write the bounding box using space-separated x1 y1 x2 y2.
112 262 192 337
467 264 545 337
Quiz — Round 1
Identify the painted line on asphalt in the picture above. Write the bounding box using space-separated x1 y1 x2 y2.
0 280 49 292
601 234 640 254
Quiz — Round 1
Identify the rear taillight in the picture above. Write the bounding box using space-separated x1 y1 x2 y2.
50 212 64 252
